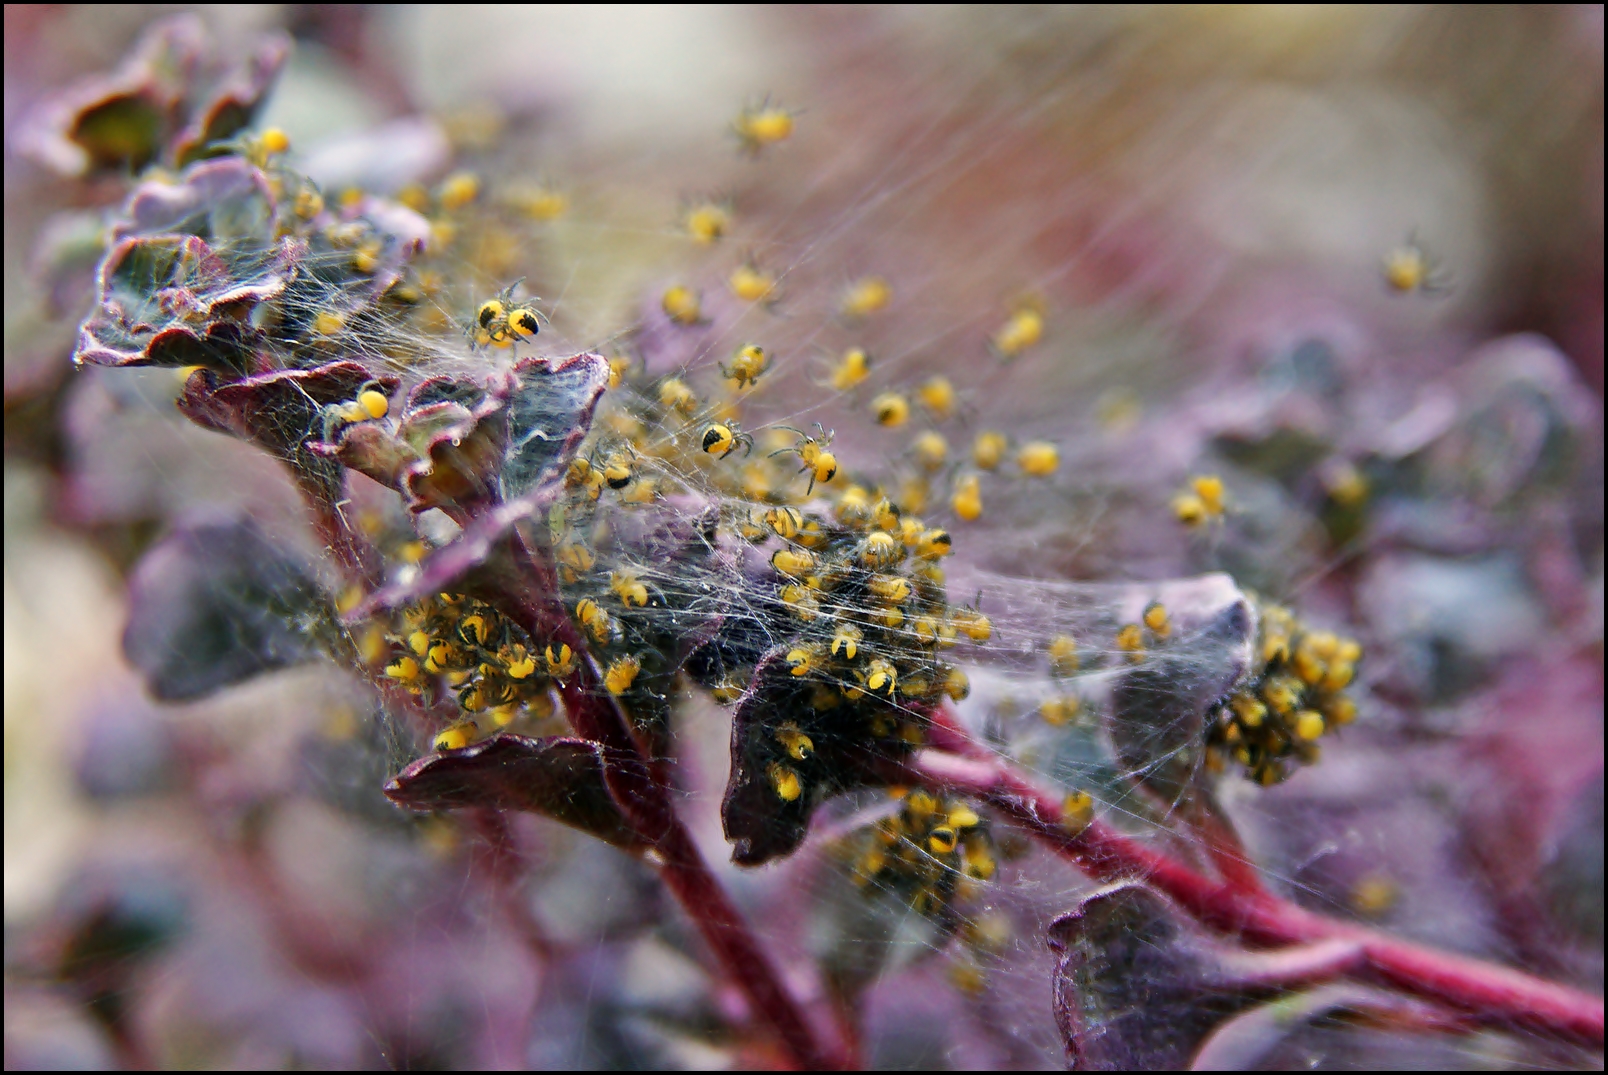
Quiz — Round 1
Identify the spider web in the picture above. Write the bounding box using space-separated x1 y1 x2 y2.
9 6 1602 1071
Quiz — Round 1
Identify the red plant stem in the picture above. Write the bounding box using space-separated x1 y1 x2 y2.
500 532 842 1070
1189 798 1266 895
910 747 1605 1048
931 703 1260 896
653 821 841 1068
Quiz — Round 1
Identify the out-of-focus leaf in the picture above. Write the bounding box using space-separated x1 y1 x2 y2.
1189 983 1465 1071
16 16 292 179
171 34 291 167
1048 881 1363 1070
1359 553 1544 704
1216 427 1333 488
1107 573 1254 802
54 868 189 1034
1540 772 1605 948
1436 335 1602 508
123 517 327 701
58 877 188 984
385 734 649 851
14 16 204 176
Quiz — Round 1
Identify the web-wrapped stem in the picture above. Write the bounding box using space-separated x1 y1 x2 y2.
492 529 847 1070
907 722 1605 1050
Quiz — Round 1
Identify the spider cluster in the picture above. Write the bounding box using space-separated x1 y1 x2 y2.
380 593 559 750
1205 601 1362 785
845 790 999 917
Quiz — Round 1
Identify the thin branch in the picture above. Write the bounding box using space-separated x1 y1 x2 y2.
908 745 1605 1049
925 704 1266 894
497 530 845 1070
1187 798 1266 895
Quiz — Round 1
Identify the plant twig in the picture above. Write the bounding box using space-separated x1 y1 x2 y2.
497 531 844 1070
908 743 1605 1049
1186 792 1266 894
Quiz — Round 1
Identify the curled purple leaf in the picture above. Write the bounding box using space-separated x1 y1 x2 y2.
74 230 298 372
308 421 420 492
322 354 608 518
178 361 398 500
385 733 649 851
345 355 615 617
1048 881 1362 1070
397 400 478 456
402 387 513 516
123 517 327 702
306 377 484 498
80 156 431 374
721 651 911 867
1106 573 1255 802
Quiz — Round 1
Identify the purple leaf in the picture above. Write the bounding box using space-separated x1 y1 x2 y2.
74 229 298 372
123 517 327 701
721 651 913 867
178 361 398 500
111 157 279 245
1106 573 1255 802
345 355 614 616
318 355 609 518
1189 983 1464 1071
385 734 650 851
1049 881 1362 1070
401 383 514 516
